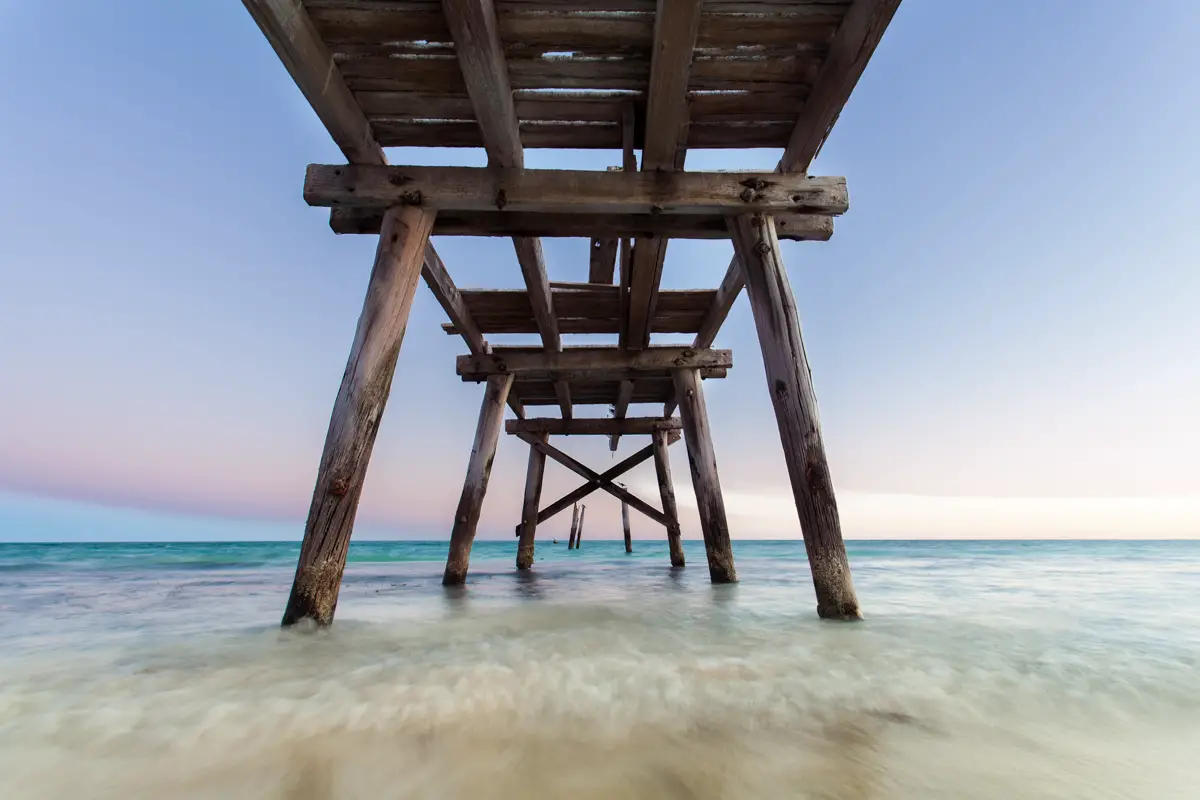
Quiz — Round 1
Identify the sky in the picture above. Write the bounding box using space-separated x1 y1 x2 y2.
1 1 1198 542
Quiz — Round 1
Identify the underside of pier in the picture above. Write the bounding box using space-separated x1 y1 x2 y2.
244 0 902 627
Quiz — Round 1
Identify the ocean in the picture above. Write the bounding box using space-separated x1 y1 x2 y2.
1 538 1198 798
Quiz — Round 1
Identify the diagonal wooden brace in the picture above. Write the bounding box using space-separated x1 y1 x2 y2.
515 432 675 528
520 437 664 532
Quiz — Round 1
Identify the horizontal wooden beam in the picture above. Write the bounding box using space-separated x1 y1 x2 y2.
462 366 727 384
306 165 848 217
506 417 681 436
330 208 833 241
458 346 731 377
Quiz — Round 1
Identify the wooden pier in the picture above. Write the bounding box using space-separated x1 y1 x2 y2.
246 0 901 626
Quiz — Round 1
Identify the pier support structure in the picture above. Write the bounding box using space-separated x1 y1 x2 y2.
673 369 736 583
729 214 861 619
443 373 514 586
244 0 899 626
652 429 686 567
283 207 435 626
516 432 548 569
622 501 632 553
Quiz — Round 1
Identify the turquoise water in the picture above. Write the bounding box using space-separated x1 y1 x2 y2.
1 538 1199 798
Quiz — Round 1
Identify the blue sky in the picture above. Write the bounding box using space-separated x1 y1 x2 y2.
1 1 1198 541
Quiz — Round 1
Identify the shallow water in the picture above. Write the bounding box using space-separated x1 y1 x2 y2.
1 539 1198 798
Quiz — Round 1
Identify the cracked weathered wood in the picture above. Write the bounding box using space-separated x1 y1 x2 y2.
575 504 586 549
331 208 834 241
443 373 514 585
729 213 860 620
673 368 736 583
304 165 848 217
282 206 435 626
459 346 732 377
568 503 580 549
508 416 680 437
652 428 685 567
516 432 547 570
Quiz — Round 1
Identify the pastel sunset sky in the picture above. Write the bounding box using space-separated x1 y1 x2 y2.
1 1 1198 541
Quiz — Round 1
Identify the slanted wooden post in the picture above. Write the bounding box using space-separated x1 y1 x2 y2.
652 429 685 567
576 504 586 548
443 373 514 585
516 432 548 570
672 369 736 583
283 206 435 626
622 501 632 552
729 213 861 620
568 503 580 549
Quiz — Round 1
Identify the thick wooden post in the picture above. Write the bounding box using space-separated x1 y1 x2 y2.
672 369 736 583
283 206 435 626
516 433 548 569
622 501 632 553
652 429 685 567
729 213 861 620
443 373 514 585
576 504 586 548
568 503 580 548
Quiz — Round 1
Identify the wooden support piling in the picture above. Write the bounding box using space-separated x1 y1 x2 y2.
568 503 580 549
442 373 514 586
672 369 736 583
729 214 861 620
652 428 686 567
282 206 435 627
622 501 632 553
576 504 586 548
516 432 548 570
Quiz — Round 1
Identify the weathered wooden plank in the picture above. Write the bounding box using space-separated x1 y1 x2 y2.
507 416 681 436
643 0 702 170
514 377 681 406
729 213 860 619
468 366 727 384
282 206 434 626
781 0 902 173
672 368 736 583
471 367 727 385
588 236 618 284
443 373 514 585
306 2 452 45
442 0 523 166
652 428 685 566
306 164 848 216
516 432 548 569
243 0 386 165
625 0 704 351
458 346 731 376
622 501 632 553
517 433 670 527
331 207 834 240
